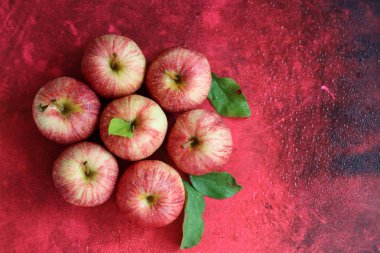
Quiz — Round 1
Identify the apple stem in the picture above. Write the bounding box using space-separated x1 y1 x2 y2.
164 70 180 81
37 99 65 113
181 137 198 149
50 99 65 113
146 195 156 206
130 119 137 133
82 161 90 176
37 104 49 112
110 53 118 69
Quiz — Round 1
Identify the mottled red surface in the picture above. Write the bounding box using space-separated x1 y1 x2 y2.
0 0 379 252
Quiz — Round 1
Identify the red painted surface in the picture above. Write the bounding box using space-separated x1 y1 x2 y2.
0 0 379 252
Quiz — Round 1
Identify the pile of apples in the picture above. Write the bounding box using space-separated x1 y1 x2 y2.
32 34 233 228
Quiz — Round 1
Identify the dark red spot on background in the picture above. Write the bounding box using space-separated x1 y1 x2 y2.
0 0 379 252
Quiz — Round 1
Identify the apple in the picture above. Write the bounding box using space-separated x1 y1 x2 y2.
167 109 233 175
99 94 167 161
32 77 101 144
146 47 211 112
52 142 119 207
81 34 146 98
116 160 185 227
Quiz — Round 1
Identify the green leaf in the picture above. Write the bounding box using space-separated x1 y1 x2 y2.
108 118 134 138
181 180 205 249
190 172 243 199
208 72 251 117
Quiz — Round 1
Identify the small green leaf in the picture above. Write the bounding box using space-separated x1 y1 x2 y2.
181 180 205 249
190 172 243 199
108 118 134 138
208 72 251 117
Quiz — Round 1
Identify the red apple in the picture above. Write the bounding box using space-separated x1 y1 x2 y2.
81 34 146 98
52 142 119 207
167 109 233 175
146 47 211 112
116 160 185 227
99 94 167 161
32 77 100 144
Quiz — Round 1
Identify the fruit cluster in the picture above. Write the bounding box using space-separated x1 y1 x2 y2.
33 34 246 248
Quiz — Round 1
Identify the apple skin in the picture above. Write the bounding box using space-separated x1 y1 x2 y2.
32 77 101 144
146 47 211 112
99 94 168 161
167 109 233 175
52 142 119 207
81 34 146 98
116 160 185 227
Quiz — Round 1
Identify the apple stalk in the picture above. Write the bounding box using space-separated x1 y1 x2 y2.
110 53 118 70
181 137 198 149
37 99 66 113
82 161 90 176
164 70 183 84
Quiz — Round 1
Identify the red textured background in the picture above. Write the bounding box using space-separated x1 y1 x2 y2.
1 0 379 252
